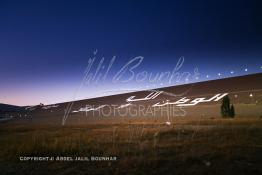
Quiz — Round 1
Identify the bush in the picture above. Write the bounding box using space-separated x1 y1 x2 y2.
230 105 235 118
221 95 235 118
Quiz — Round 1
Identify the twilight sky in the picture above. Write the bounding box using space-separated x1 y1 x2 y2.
0 0 261 106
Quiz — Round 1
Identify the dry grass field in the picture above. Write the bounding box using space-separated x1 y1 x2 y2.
1 116 262 175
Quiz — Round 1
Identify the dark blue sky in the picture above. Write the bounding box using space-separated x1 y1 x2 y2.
0 0 261 105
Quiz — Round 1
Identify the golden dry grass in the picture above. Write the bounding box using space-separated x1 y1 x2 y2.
0 117 262 175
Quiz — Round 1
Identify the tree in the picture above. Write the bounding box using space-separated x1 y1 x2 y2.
230 105 235 118
221 95 236 118
221 95 231 117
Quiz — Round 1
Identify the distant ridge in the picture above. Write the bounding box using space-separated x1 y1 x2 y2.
0 103 23 113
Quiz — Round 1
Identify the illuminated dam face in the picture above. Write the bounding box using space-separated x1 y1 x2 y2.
11 73 261 125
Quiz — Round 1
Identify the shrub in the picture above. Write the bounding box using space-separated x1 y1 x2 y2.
230 105 235 118
221 95 235 118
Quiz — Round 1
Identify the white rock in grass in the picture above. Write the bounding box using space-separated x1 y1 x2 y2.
165 121 171 126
